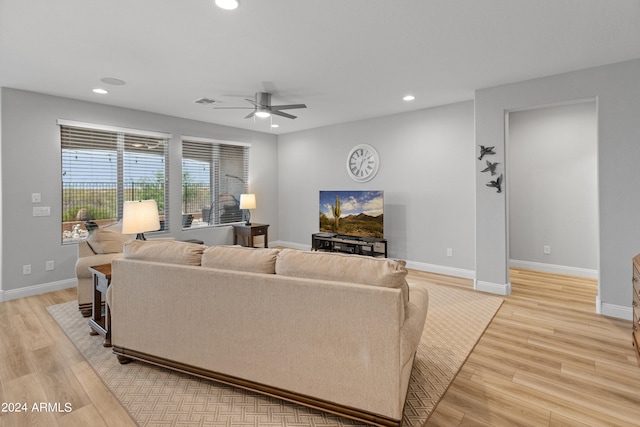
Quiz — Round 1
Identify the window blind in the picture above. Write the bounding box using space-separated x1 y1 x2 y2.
182 138 249 227
60 123 169 243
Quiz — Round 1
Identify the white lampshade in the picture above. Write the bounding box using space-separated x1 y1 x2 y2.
239 194 256 210
122 200 160 238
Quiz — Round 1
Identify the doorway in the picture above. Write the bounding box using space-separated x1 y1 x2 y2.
506 100 599 283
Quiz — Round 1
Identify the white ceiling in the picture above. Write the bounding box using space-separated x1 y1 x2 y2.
1 0 639 134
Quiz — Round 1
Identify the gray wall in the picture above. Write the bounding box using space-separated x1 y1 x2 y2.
475 58 640 316
0 88 278 294
3 58 639 318
277 101 476 276
508 101 598 275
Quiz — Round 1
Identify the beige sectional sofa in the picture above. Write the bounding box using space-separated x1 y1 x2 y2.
108 240 429 426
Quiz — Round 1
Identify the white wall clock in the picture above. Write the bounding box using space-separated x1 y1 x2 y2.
346 144 379 182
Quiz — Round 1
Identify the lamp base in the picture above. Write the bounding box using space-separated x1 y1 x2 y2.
136 233 147 240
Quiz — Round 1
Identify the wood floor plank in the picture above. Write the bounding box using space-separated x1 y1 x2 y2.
69 361 136 426
427 268 639 426
1 268 638 426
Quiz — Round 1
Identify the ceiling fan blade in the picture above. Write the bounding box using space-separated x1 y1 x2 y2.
211 107 254 110
272 110 298 119
244 111 256 119
245 99 260 107
270 104 307 111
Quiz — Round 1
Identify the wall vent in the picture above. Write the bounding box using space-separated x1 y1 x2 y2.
194 98 218 105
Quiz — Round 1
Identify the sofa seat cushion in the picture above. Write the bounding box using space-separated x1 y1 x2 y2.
275 249 409 305
202 246 280 274
123 240 205 266
86 222 134 254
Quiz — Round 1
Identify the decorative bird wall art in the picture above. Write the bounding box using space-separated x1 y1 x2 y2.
478 145 503 193
477 145 496 160
481 160 499 175
486 174 503 193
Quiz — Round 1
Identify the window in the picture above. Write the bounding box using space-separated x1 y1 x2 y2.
181 136 250 228
60 120 170 243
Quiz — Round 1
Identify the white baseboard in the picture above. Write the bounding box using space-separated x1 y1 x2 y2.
510 259 598 279
475 280 512 296
0 278 76 302
596 295 632 320
405 260 475 280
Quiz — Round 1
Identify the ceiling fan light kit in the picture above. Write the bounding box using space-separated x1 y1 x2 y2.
214 0 239 10
255 109 271 118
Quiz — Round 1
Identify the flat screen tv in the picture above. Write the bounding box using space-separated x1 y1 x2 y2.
319 190 384 238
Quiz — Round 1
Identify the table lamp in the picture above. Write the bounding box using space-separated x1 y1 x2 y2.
122 200 160 240
239 194 256 225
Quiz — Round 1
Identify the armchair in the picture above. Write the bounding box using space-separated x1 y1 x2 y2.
75 223 132 316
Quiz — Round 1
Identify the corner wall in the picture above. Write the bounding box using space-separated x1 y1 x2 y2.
475 58 640 316
277 101 476 278
0 88 278 297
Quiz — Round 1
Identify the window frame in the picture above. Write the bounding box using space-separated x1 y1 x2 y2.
181 135 250 229
59 119 171 244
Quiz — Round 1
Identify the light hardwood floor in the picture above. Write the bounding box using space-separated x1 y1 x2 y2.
0 269 637 426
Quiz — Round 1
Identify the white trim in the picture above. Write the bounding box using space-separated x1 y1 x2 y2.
0 279 76 302
57 119 172 139
475 280 512 296
600 303 633 320
181 135 251 147
509 259 598 279
405 260 475 280
596 295 632 320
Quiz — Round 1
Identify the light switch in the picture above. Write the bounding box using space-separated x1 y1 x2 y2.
33 206 51 217
32 193 41 203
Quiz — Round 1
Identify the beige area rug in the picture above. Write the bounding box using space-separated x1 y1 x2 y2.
47 282 502 426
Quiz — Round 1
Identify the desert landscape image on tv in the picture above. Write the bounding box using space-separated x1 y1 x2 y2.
319 190 384 238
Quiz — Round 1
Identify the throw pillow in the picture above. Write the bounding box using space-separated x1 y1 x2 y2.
123 240 205 266
202 246 280 274
86 223 134 254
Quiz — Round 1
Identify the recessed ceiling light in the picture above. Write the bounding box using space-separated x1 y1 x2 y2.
271 124 279 128
403 95 415 101
93 88 109 94
215 0 239 10
100 77 126 86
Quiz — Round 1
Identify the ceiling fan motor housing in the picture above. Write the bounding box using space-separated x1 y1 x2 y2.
256 92 271 106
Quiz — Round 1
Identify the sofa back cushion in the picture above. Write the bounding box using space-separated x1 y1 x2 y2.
123 240 205 266
275 249 409 305
86 223 134 254
202 246 280 274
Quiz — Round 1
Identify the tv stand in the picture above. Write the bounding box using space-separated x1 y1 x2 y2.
312 233 387 258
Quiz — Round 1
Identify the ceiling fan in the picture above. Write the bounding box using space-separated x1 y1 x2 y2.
213 92 307 120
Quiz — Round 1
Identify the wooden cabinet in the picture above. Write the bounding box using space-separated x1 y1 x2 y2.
232 223 269 248
633 255 640 365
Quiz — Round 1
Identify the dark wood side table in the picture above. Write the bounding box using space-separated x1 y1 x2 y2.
88 263 112 347
232 223 269 248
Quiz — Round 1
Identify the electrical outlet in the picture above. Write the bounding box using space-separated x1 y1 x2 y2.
23 264 32 275
32 193 41 203
544 245 551 255
46 260 55 271
447 248 453 257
